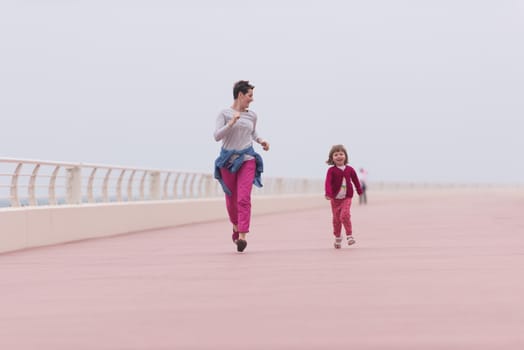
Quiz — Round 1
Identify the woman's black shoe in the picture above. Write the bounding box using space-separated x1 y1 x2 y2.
236 239 247 252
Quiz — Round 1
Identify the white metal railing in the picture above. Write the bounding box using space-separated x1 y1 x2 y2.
3 157 517 209
0 158 324 208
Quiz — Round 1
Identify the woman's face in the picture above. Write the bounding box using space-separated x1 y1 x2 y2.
239 89 254 109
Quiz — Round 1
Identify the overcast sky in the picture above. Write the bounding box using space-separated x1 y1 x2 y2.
1 0 523 184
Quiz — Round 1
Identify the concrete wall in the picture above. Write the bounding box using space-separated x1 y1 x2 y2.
0 194 325 254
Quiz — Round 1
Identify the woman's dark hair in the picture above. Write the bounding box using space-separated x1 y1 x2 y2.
233 80 255 99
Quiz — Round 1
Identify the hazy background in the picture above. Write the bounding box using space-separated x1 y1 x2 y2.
1 0 523 184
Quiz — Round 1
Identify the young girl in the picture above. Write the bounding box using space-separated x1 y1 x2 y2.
324 144 363 249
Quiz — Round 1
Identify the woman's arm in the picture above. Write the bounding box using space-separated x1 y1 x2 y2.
251 112 270 151
214 111 237 141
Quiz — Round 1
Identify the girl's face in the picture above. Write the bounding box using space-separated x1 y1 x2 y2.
332 151 346 166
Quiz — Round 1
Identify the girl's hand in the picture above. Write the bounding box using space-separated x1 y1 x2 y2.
325 196 331 200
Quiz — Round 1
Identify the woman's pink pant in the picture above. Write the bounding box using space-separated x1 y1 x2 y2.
220 159 256 233
330 197 353 237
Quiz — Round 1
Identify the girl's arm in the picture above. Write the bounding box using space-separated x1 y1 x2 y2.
351 168 363 195
325 168 333 199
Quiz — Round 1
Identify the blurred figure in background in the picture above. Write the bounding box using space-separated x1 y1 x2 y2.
358 167 368 205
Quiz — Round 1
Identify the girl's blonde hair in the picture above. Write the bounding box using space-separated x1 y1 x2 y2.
326 144 349 165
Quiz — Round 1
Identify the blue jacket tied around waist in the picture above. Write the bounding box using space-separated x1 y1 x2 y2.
214 146 264 196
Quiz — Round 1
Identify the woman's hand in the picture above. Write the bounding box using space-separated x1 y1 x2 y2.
228 112 241 127
260 140 270 151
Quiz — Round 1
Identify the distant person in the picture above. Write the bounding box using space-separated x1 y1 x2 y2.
214 80 270 253
358 167 368 205
324 144 362 249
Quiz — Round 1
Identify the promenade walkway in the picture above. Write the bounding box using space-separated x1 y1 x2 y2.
1 188 523 349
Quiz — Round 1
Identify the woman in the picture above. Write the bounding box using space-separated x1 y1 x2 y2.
214 80 270 252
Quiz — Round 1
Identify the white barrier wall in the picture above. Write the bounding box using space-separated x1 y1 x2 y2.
0 194 326 254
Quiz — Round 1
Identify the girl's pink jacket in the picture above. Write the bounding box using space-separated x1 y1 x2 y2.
325 165 363 199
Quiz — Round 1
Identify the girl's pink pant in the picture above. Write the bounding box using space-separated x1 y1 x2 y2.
330 197 353 237
220 159 256 233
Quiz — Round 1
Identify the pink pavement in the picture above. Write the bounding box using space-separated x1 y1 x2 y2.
1 188 523 349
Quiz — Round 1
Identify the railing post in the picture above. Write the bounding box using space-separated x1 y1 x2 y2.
102 169 112 202
149 171 161 200
127 170 136 202
87 168 97 203
139 171 147 201
28 164 41 206
9 163 23 207
66 166 82 204
204 174 212 198
162 173 171 200
172 173 180 199
116 169 126 202
49 165 61 205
